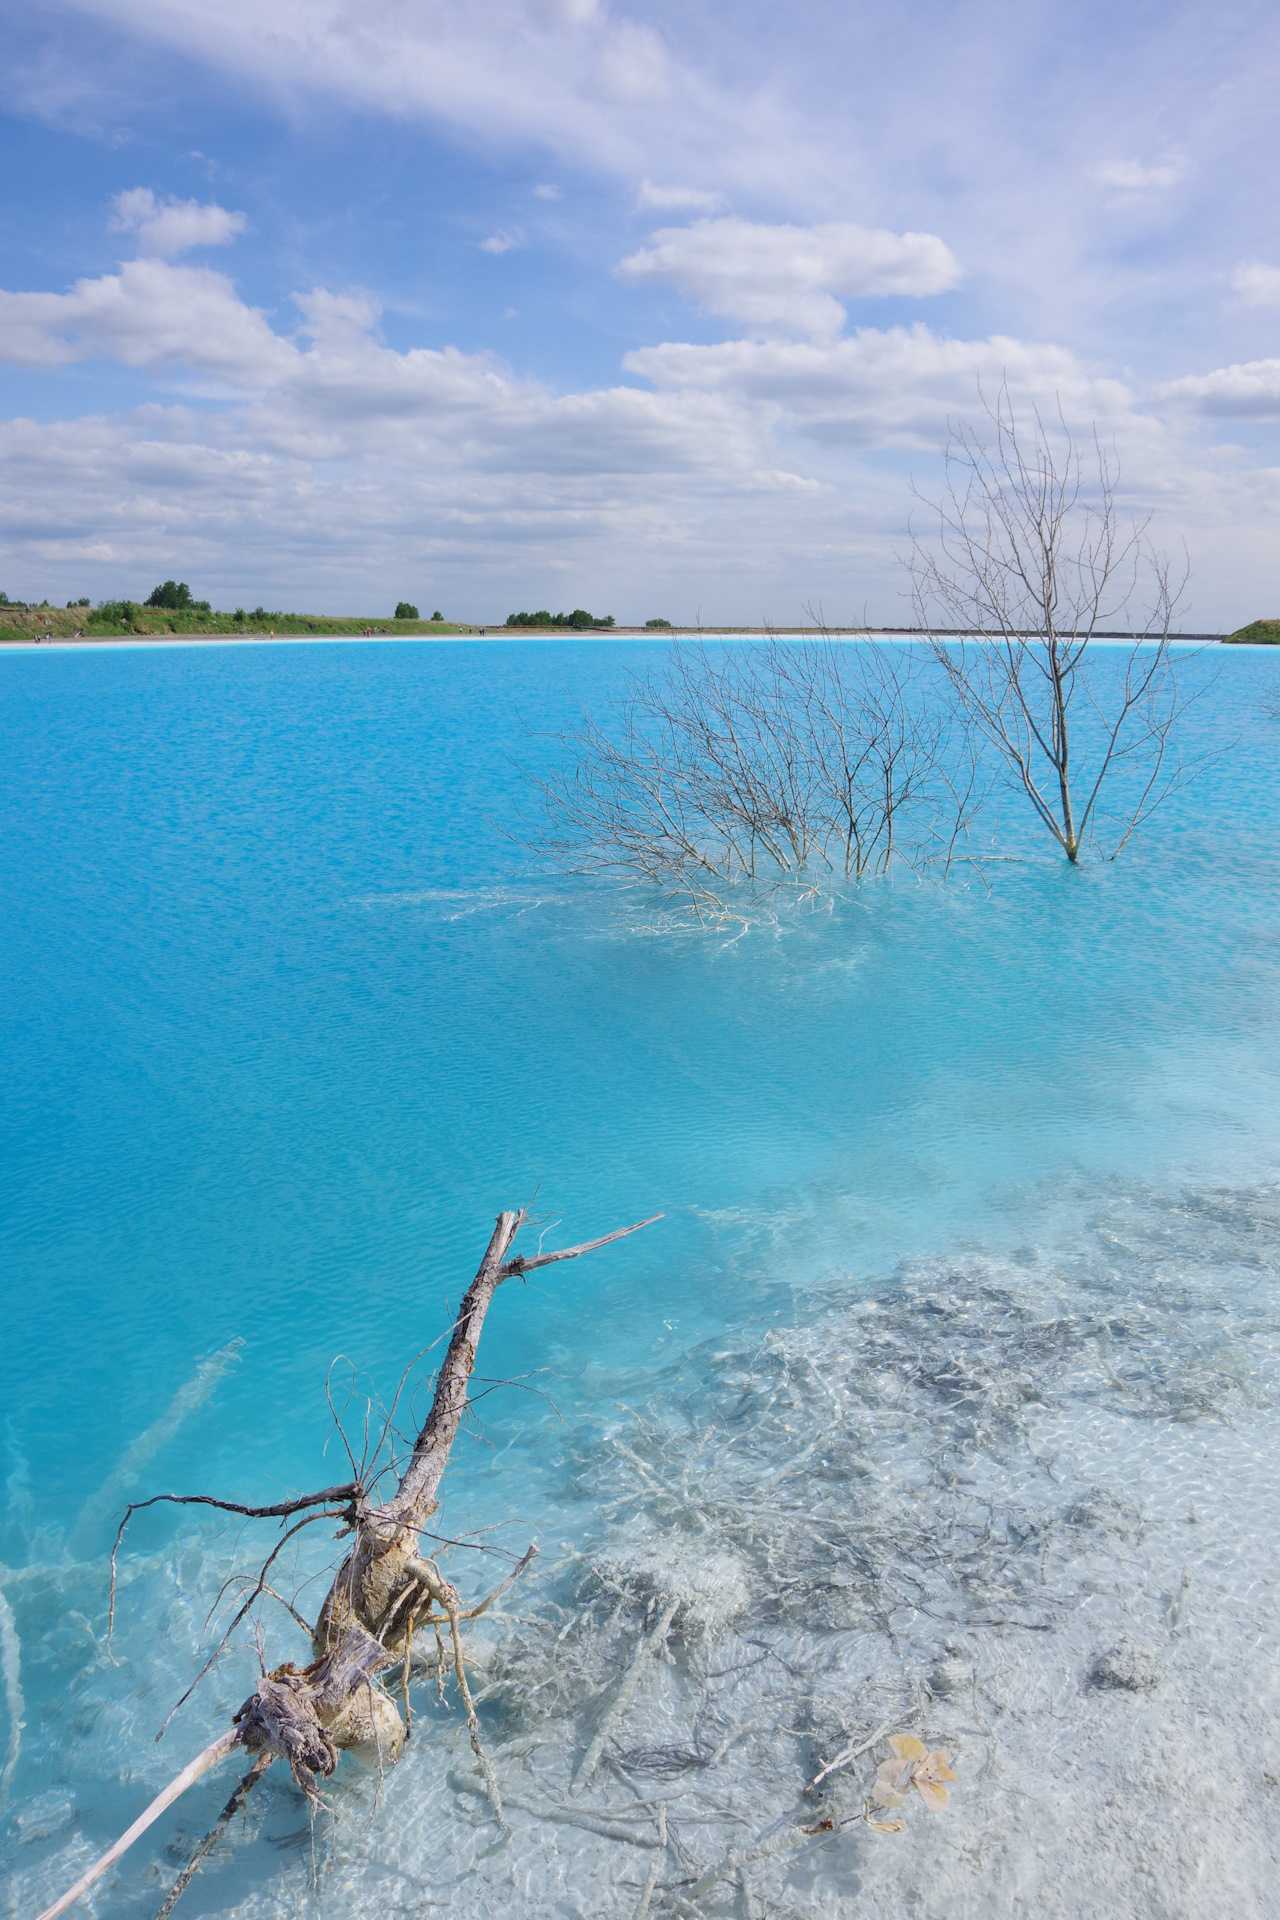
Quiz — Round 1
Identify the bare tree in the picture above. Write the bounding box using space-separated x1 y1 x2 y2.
536 638 979 924
908 386 1191 862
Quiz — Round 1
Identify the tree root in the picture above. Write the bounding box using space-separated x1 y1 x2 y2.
40 1205 659 1917
154 1749 272 1919
449 1770 667 1847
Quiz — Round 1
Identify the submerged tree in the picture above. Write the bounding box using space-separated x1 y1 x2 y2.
537 639 980 922
908 388 1192 863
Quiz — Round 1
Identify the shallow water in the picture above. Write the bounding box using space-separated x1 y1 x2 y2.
1 638 1279 1917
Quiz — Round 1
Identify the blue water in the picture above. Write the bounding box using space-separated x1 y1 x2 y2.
1 638 1278 1914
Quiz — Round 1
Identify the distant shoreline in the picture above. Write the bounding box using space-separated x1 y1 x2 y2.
0 624 1231 648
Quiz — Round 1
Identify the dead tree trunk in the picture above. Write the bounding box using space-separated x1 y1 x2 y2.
39 1205 660 1920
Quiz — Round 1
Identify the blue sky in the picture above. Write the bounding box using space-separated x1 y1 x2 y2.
0 0 1278 623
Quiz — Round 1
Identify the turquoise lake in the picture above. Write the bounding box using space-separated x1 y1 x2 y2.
3 637 1279 1919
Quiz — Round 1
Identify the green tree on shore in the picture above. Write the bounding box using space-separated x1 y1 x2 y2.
506 608 615 630
146 581 194 610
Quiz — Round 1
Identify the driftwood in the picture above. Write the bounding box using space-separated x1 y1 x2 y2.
39 1206 660 1920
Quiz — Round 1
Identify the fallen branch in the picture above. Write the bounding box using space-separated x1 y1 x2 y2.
41 1205 660 1917
500 1216 663 1281
633 1805 668 1919
449 1769 666 1847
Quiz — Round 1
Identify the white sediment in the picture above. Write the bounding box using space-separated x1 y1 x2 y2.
0 1585 25 1811
7 1177 1280 1917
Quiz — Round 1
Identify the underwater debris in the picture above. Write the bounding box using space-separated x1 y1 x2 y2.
1087 1638 1163 1694
20 1176 1280 1919
925 1653 973 1699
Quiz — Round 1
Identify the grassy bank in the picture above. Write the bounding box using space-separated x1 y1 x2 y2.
1 607 1235 644
1224 619 1280 644
0 606 473 642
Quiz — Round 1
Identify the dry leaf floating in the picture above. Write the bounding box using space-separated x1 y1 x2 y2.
873 1733 957 1816
913 1748 957 1812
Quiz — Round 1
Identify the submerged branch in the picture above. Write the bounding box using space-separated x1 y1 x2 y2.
36 1731 244 1920
154 1750 273 1920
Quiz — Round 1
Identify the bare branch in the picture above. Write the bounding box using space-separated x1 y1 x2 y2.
108 1484 360 1648
501 1214 664 1280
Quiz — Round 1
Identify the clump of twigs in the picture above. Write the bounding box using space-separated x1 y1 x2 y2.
535 638 983 927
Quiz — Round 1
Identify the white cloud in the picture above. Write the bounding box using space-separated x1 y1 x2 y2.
625 326 1135 444
0 253 760 461
0 260 290 377
595 21 670 102
0 390 857 620
109 186 247 256
0 239 1178 622
617 219 961 340
479 229 524 254
1230 263 1280 308
8 1 1280 621
0 244 842 611
1162 358 1280 417
1093 156 1185 193
52 0 837 208
636 180 724 213
532 182 562 200
293 287 382 342
28 0 1280 363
